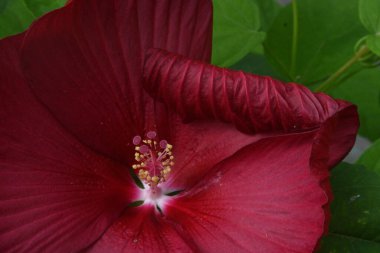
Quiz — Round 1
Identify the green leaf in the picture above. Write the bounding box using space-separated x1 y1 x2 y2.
252 0 281 32
318 234 380 253
212 0 266 67
0 0 35 38
366 34 380 56
317 163 380 252
231 53 284 79
0 0 65 39
264 0 366 84
25 0 66 17
329 68 380 141
0 0 11 12
357 139 380 175
359 0 380 33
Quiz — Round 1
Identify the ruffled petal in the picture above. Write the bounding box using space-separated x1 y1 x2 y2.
20 0 212 163
143 49 359 167
0 35 136 252
309 104 359 233
165 132 327 253
88 206 194 253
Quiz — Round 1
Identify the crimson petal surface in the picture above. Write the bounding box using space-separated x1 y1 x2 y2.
88 206 194 253
0 35 136 253
161 119 261 190
20 0 213 163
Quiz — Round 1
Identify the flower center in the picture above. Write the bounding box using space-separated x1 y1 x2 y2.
132 131 174 188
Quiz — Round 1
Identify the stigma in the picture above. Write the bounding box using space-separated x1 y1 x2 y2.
132 131 174 187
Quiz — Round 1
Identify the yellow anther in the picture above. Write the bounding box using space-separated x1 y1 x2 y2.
152 176 159 183
170 161 175 166
132 165 137 169
139 171 147 179
135 146 140 151
170 156 174 160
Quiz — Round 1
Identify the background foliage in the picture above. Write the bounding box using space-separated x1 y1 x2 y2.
1 0 380 251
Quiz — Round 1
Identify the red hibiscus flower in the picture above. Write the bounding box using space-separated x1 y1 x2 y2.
0 0 358 252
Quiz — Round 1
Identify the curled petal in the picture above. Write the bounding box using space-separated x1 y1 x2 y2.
143 49 359 167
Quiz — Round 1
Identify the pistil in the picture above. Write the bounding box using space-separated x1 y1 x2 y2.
132 131 174 188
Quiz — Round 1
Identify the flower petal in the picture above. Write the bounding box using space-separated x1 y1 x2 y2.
88 206 194 253
143 49 359 167
20 0 212 163
0 35 136 252
143 50 358 239
166 132 327 253
164 119 261 190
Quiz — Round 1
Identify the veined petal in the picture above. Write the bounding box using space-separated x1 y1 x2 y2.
164 119 261 190
20 0 212 163
0 35 136 252
166 133 327 253
88 206 194 253
143 49 359 167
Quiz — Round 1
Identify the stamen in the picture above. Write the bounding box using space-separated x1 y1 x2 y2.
159 140 168 149
147 131 157 139
132 133 174 187
133 135 142 145
139 145 149 154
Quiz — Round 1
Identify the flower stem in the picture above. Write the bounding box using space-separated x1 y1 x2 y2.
315 45 370 92
290 0 298 78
